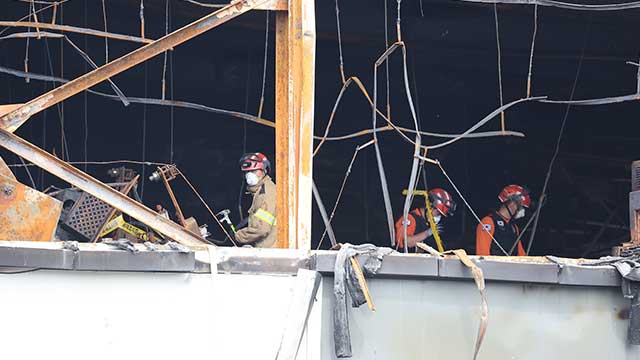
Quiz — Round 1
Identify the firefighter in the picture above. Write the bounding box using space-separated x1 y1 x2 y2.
394 188 456 251
476 184 531 256
234 153 277 248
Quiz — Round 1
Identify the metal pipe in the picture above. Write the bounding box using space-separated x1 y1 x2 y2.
312 181 337 248
0 128 208 248
0 0 268 133
0 21 153 44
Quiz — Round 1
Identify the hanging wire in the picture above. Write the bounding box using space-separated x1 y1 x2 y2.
437 161 509 255
62 35 128 104
241 48 250 219
176 169 238 246
30 0 41 38
526 4 538 97
139 0 145 39
313 0 528 162
363 151 370 242
59 2 70 162
508 197 545 255
101 0 109 63
40 69 46 188
50 1 57 24
410 49 423 132
0 0 70 37
384 0 391 120
24 3 31 83
636 56 640 94
335 0 346 83
59 1 64 159
395 0 402 41
239 48 251 221
141 63 148 200
17 155 36 188
425 96 545 149
36 18 70 164
0 64 277 127
257 11 269 118
168 3 175 163
452 0 640 11
169 58 175 163
527 16 591 254
317 139 376 250
493 2 505 133
3 31 128 104
372 53 397 246
375 0 426 252
162 0 169 99
83 0 88 172
243 48 251 151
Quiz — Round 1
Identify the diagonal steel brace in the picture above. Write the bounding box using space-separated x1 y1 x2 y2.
0 0 269 248
0 128 209 248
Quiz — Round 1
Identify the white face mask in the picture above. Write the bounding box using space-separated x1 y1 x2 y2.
515 208 525 219
245 172 260 186
433 215 442 224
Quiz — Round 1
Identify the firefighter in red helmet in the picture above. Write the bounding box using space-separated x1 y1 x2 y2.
235 152 277 247
394 188 456 251
476 185 531 256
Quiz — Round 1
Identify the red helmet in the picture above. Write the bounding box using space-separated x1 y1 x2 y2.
239 152 271 173
429 188 456 217
498 184 531 208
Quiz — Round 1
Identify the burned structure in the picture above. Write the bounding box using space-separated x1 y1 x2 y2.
0 0 640 359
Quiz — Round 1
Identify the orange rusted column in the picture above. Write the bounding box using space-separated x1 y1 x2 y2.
275 12 289 249
275 0 315 249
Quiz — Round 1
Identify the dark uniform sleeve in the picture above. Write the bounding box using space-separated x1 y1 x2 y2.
235 185 277 245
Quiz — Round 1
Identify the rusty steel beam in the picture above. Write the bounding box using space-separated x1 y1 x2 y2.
0 104 23 118
275 0 315 249
275 12 289 249
0 21 153 44
0 128 208 248
0 0 268 133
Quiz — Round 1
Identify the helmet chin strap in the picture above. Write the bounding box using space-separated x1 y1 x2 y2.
505 200 524 220
505 201 516 219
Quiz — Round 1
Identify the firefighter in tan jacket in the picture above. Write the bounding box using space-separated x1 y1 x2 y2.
235 153 277 248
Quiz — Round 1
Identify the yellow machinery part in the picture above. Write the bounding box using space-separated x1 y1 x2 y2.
100 214 148 241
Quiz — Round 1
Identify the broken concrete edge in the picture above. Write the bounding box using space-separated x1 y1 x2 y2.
311 251 621 287
0 240 195 272
0 241 621 287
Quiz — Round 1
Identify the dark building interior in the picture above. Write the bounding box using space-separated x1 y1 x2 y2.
1 0 638 257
